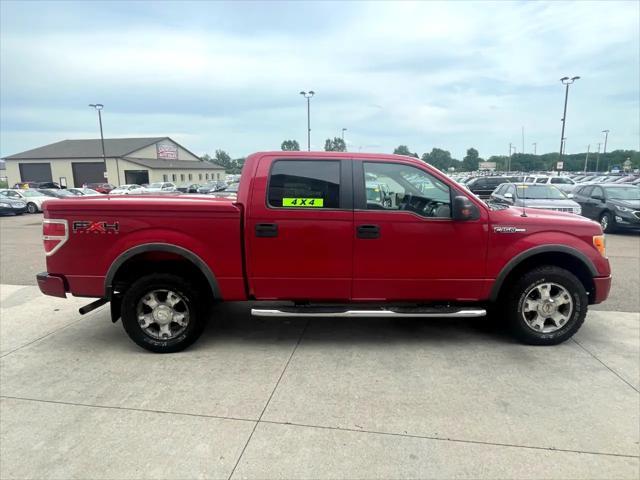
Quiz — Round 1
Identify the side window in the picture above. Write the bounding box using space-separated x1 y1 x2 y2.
536 178 547 184
551 177 570 184
591 186 604 199
363 162 451 218
493 184 505 195
580 186 593 197
268 160 340 209
162 174 168 182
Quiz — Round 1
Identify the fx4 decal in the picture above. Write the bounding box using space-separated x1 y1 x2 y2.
73 221 119 234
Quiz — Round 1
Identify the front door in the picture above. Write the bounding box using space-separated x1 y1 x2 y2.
352 160 488 301
246 156 354 301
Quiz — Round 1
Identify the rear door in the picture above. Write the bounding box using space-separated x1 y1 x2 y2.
246 156 354 301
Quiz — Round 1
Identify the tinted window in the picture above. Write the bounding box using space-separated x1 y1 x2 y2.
591 186 604 198
579 186 593 197
551 177 572 184
362 162 451 218
268 160 340 209
535 178 548 184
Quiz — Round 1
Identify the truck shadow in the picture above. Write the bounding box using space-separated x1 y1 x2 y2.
195 302 515 349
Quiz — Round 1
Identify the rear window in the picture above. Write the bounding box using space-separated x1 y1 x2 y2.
268 160 340 209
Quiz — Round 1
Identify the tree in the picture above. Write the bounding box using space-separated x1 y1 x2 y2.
281 139 300 151
422 148 454 171
324 137 347 152
393 145 419 158
203 149 244 174
215 149 231 165
462 148 480 171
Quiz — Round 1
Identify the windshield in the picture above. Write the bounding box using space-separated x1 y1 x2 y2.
22 190 42 197
605 187 640 201
516 185 566 199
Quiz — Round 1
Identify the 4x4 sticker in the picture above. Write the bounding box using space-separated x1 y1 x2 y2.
494 226 526 233
73 221 119 234
282 198 324 207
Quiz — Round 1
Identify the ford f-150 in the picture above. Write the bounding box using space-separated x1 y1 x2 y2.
37 152 611 352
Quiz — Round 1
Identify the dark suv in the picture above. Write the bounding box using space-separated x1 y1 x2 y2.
465 176 513 199
573 184 640 232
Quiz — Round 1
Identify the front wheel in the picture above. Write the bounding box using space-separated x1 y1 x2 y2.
505 265 587 345
27 202 38 214
121 274 206 353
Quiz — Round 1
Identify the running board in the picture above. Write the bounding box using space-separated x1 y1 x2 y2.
251 307 486 318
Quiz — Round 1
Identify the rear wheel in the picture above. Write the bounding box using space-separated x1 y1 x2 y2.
121 274 206 353
505 265 587 345
600 211 614 233
26 202 38 214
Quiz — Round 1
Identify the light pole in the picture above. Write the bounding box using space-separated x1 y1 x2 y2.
558 76 580 168
88 103 114 184
602 129 610 171
532 142 537 155
508 143 516 171
299 91 315 151
595 143 601 172
341 128 347 141
584 144 590 172
521 126 525 154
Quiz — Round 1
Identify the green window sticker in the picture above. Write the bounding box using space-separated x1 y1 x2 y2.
282 197 324 207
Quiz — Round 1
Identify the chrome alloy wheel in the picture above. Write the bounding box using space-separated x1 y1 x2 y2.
136 290 190 340
600 215 609 231
522 282 574 333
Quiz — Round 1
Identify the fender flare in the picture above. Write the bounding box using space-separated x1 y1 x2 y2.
104 243 222 300
489 244 598 301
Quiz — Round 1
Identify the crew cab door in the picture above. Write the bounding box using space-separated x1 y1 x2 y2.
246 156 353 300
352 160 488 301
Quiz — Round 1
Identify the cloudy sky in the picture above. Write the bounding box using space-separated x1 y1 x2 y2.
1 0 638 160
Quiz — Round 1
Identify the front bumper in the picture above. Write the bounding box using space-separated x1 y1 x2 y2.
613 211 640 229
592 275 612 304
36 272 67 298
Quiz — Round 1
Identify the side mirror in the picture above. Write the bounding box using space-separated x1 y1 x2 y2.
567 193 574 199
503 192 513 201
592 195 604 202
453 195 480 221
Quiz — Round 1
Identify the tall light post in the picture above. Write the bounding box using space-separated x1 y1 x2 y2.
341 128 347 152
299 91 315 151
602 129 610 171
508 143 516 171
595 142 601 172
89 104 108 181
584 144 590 172
532 142 537 155
558 76 580 169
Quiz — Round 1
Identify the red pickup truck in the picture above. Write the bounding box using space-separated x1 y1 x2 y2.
38 152 611 352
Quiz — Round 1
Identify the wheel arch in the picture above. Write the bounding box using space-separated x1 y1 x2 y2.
490 245 597 303
105 243 222 301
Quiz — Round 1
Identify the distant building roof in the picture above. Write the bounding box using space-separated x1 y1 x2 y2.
124 157 223 170
3 137 194 160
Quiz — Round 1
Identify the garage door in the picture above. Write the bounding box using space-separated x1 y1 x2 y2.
19 163 53 182
72 162 105 187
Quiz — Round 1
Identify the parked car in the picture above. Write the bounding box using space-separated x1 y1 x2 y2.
490 184 581 215
13 181 62 189
197 181 226 194
176 183 201 193
464 176 513 199
37 189 79 198
0 196 27 215
573 184 640 232
38 151 611 353
145 182 176 193
523 175 578 193
109 184 146 195
209 183 239 199
67 188 102 196
84 183 115 194
0 188 50 213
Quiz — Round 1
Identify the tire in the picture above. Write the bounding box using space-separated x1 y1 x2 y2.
599 211 614 233
121 274 206 353
26 202 38 214
505 265 587 345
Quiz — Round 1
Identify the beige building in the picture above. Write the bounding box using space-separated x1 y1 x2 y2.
2 137 225 187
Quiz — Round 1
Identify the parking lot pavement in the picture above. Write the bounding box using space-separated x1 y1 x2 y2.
1 286 638 479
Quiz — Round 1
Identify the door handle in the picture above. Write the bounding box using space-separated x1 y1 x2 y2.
357 224 380 239
255 223 278 237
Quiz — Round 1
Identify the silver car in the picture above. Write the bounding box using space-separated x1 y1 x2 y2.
491 183 581 214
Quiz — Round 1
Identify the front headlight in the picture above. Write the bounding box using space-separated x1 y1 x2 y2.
13 202 26 208
0 202 10 208
614 204 632 213
573 206 582 215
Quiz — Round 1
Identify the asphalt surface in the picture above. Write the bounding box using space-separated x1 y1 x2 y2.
1 212 638 311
